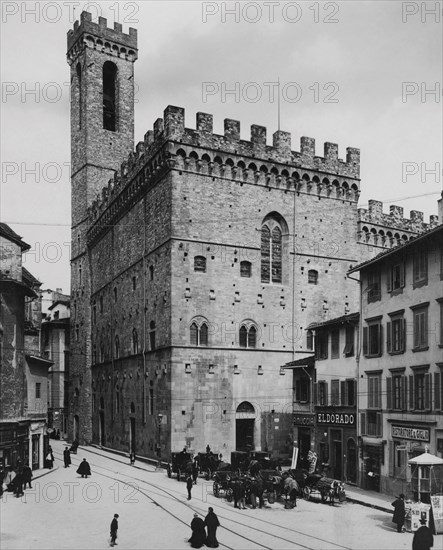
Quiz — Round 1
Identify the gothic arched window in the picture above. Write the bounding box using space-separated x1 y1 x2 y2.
190 321 208 346
239 324 257 348
103 61 117 131
261 219 282 283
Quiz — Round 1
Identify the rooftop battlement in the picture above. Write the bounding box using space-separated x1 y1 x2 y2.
67 11 137 59
156 106 360 179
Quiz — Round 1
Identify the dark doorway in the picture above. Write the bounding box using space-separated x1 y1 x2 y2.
347 438 357 483
236 419 254 451
331 429 343 480
298 428 312 469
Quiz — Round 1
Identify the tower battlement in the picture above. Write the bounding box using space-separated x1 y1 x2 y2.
67 11 138 62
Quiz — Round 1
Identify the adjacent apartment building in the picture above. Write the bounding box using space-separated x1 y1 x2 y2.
350 221 443 497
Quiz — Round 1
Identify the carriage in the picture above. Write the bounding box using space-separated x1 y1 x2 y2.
212 470 238 500
285 469 346 504
166 450 192 481
196 451 221 480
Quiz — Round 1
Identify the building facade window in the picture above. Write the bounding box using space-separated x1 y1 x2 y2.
190 322 208 346
308 270 318 284
132 328 138 354
295 375 310 402
410 369 431 411
412 305 429 351
367 270 381 303
194 256 206 273
387 313 406 354
318 381 328 406
36 382 41 399
103 61 117 131
240 261 251 278
331 379 340 405
366 411 382 437
367 373 381 409
413 250 428 287
315 330 328 360
344 325 354 357
261 221 282 283
387 373 406 410
331 328 340 359
306 330 314 351
387 262 405 292
239 324 257 348
363 319 383 357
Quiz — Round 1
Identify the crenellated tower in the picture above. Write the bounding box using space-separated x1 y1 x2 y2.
66 12 137 443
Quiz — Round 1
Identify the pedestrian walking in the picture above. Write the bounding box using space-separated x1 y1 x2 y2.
186 474 193 500
109 513 119 547
77 458 92 478
22 463 33 488
63 447 71 468
412 517 434 550
13 467 24 498
239 480 247 510
188 513 206 548
392 493 406 533
192 459 199 485
45 447 54 469
204 507 220 548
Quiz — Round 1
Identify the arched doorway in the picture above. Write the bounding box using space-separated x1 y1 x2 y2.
74 415 80 442
236 402 255 451
99 397 105 446
347 438 357 483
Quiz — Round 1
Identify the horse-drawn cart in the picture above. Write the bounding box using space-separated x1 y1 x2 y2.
167 450 192 481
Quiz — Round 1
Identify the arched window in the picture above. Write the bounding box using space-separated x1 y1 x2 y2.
194 256 206 273
239 325 257 348
132 328 138 354
308 270 318 284
261 220 282 283
103 61 117 131
190 322 208 346
240 261 251 278
149 321 156 350
307 330 314 350
115 335 120 359
76 63 82 128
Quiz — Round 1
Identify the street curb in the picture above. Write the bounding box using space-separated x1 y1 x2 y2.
33 465 59 480
346 496 391 514
78 444 165 472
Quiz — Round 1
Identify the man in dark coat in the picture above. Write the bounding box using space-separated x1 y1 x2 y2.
77 458 92 478
412 518 434 550
110 513 119 547
186 475 193 500
391 493 406 533
22 464 33 488
192 459 199 485
63 447 71 468
13 467 24 498
188 513 206 548
204 507 220 548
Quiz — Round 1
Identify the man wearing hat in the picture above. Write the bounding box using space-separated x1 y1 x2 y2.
412 517 434 550
110 514 119 547
391 493 406 533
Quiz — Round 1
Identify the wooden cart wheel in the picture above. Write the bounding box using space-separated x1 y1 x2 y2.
226 488 233 503
303 487 311 500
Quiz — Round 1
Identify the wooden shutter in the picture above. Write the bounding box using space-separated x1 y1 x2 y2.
400 262 405 288
387 322 392 353
389 441 395 477
401 376 407 410
424 311 428 347
313 382 318 405
341 381 346 406
387 268 392 292
360 412 366 436
324 382 329 406
378 324 383 356
376 412 382 437
400 319 406 352
409 375 415 409
424 373 431 411
363 326 368 356
386 377 392 410
413 313 419 348
435 372 441 411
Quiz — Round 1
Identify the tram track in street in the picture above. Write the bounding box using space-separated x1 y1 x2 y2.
54 447 354 550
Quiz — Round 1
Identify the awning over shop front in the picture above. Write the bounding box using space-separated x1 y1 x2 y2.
281 355 315 369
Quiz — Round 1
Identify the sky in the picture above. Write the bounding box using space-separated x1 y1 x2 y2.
1 0 442 292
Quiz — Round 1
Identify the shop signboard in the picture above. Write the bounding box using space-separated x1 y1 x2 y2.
405 502 431 532
293 413 315 426
391 425 430 442
430 494 443 534
317 412 355 426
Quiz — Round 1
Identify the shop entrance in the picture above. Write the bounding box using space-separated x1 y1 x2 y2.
236 402 255 451
331 429 343 480
364 445 381 492
346 438 357 483
298 428 312 469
